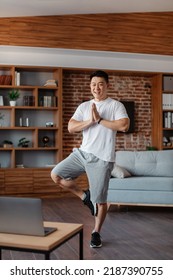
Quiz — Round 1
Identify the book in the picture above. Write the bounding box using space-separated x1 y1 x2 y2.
162 93 173 110
0 75 12 85
167 112 172 128
15 71 20 86
0 96 4 106
23 96 35 106
44 79 57 87
43 96 57 107
163 112 168 128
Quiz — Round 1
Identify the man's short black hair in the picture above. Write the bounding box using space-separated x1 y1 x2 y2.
90 70 109 83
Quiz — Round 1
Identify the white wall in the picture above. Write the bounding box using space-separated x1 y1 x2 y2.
1 45 173 73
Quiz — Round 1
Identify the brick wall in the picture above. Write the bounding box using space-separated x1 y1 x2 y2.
62 70 152 159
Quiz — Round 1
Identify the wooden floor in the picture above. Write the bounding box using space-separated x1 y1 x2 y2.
1 197 173 260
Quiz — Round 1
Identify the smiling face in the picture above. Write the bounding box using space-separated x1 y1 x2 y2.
90 76 109 102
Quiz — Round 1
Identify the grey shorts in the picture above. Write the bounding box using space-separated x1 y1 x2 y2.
51 148 114 203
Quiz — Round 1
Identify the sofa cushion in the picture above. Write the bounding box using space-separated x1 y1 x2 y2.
111 164 131 178
107 188 173 205
109 176 173 191
115 150 173 177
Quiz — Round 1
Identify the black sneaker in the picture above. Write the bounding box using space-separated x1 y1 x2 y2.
90 232 102 248
83 190 98 216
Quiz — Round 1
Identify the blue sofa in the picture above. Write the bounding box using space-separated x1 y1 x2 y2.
107 150 173 206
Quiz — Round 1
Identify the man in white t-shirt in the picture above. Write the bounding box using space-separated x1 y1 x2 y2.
51 70 129 248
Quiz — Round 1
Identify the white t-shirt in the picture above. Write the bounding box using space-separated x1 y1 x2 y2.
72 97 128 162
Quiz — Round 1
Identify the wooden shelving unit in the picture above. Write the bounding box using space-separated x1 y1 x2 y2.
152 73 173 150
0 65 62 196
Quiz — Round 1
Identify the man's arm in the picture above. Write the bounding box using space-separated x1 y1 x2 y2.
68 118 93 133
68 103 99 133
68 116 129 133
68 102 130 133
98 118 130 132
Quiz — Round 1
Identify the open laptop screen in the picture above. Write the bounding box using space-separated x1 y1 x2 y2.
0 196 57 236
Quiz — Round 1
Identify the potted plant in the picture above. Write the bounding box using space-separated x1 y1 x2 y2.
8 89 20 106
3 140 13 148
18 137 30 147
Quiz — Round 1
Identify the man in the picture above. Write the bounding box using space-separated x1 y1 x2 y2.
51 70 129 248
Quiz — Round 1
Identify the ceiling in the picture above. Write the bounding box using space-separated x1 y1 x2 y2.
1 0 173 18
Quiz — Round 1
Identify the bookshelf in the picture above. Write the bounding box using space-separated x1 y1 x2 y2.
0 65 62 195
152 74 173 150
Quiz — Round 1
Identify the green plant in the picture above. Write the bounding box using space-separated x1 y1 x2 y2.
3 140 13 145
3 140 13 147
18 137 30 147
8 89 20 101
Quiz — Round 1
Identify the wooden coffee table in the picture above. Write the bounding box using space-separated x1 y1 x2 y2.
0 222 83 260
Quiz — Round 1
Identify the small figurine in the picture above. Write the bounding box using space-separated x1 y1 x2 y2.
42 136 49 147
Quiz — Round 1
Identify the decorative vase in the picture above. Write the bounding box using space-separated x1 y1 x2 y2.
3 144 13 148
9 100 16 106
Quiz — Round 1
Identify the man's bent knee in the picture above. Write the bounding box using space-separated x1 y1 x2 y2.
51 172 74 191
51 172 61 184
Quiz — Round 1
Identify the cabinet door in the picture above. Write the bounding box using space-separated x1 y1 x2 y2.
5 169 33 194
33 169 59 194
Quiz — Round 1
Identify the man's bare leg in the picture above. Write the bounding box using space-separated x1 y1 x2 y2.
51 173 97 215
93 203 107 233
51 173 84 198
90 203 107 248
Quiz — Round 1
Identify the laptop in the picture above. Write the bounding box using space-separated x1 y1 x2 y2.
0 196 57 236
